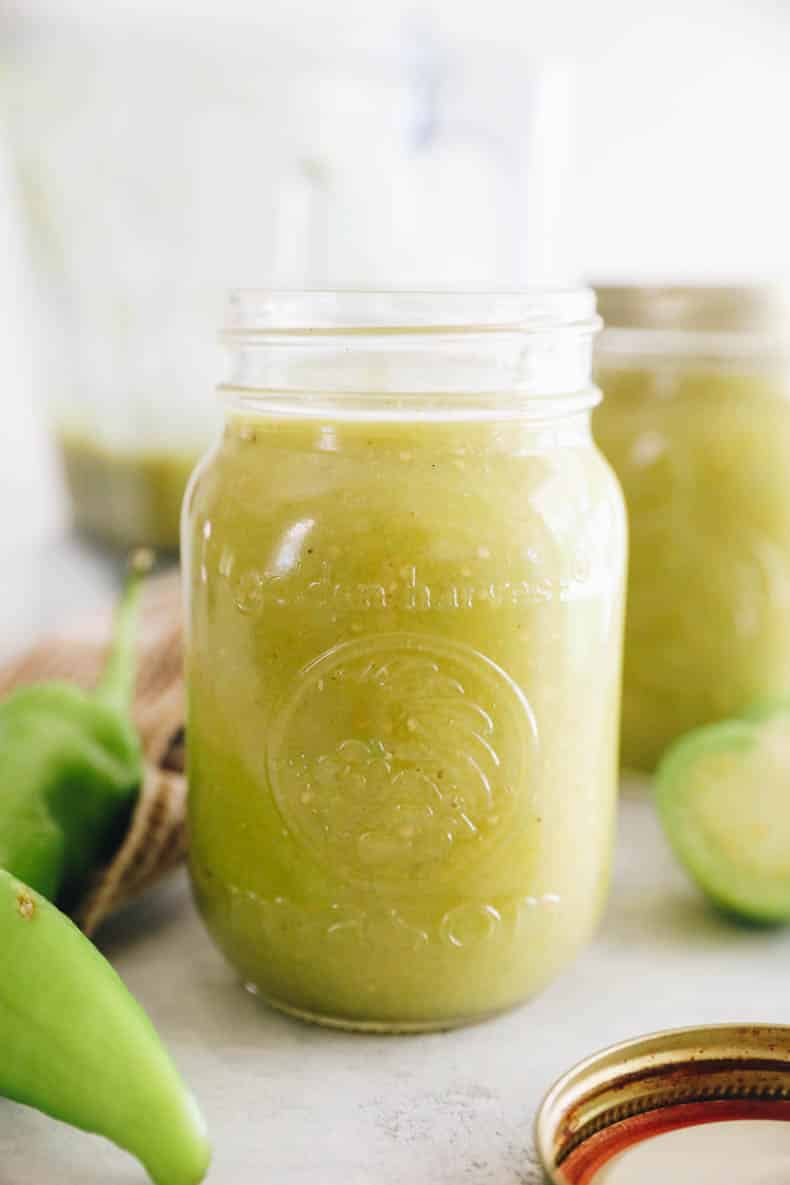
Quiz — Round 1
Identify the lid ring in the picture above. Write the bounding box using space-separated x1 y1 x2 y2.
536 1024 790 1183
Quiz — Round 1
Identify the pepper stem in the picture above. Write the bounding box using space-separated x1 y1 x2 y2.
94 548 155 712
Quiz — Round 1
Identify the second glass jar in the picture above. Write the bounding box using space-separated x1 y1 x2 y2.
594 285 790 772
184 290 626 1031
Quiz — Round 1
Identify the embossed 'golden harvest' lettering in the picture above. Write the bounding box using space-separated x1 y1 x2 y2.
222 557 594 615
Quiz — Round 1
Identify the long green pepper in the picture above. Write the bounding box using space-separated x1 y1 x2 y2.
0 868 211 1185
0 552 211 1183
0 549 150 905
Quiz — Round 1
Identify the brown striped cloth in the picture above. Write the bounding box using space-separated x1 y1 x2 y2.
0 569 186 935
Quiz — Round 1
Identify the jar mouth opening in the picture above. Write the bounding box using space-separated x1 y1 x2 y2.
222 288 601 338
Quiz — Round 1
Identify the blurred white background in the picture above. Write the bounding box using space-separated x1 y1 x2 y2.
0 0 788 643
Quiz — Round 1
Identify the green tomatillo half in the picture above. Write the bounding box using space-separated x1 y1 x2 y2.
655 697 790 923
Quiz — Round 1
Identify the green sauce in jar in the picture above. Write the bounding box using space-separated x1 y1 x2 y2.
594 285 790 771
184 292 626 1030
59 433 198 551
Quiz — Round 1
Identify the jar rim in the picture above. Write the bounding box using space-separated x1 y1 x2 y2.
594 283 790 338
222 288 600 338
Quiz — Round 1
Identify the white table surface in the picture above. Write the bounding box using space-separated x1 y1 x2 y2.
5 775 790 1185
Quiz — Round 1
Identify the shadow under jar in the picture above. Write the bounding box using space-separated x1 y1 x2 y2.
183 290 626 1032
594 286 790 773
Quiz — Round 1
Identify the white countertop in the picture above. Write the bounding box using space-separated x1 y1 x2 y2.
5 779 790 1185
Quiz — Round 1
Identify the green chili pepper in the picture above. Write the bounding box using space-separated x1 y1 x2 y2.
0 550 151 907
0 867 211 1185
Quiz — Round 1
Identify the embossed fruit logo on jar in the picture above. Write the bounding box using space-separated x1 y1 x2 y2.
268 633 538 886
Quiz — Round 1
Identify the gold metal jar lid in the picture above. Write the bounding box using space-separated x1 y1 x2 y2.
593 285 790 337
536 1024 790 1184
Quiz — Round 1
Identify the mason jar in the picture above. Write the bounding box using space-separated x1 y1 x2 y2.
594 285 790 772
1 8 571 551
183 290 626 1031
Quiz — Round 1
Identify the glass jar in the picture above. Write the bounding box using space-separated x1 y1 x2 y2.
594 285 790 772
183 290 626 1032
0 8 571 551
